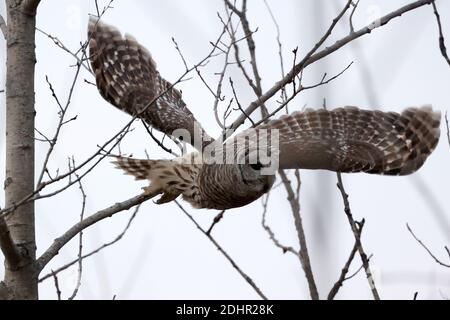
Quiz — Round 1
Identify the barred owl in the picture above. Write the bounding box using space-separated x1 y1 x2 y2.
88 18 441 210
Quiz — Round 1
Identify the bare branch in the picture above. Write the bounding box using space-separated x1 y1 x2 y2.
51 270 62 300
431 1 450 66
345 253 373 281
37 1 114 73
39 206 140 283
35 129 129 201
228 29 258 94
68 161 87 300
407 223 450 268
175 201 268 300
91 0 114 19
229 78 255 126
225 0 269 117
212 56 231 129
172 37 189 71
328 219 365 300
228 0 435 132
94 0 101 17
336 173 380 300
4 0 437 300
224 0 242 16
253 61 354 129
263 0 289 112
261 194 298 257
37 68 82 188
36 193 156 272
141 120 179 157
349 0 361 34
303 61 354 90
278 170 319 300
36 28 92 74
226 1 320 299
206 210 226 235
211 11 237 129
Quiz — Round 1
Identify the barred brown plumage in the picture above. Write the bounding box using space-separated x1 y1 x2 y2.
255 106 441 175
88 19 441 210
88 17 212 149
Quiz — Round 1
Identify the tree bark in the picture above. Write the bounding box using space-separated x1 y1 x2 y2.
2 0 40 299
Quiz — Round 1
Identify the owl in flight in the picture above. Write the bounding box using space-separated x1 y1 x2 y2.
88 18 441 210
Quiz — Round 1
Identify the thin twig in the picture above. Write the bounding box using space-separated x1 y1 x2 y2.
212 10 238 129
227 0 435 133
206 210 226 235
225 0 269 117
431 1 450 66
36 193 155 272
345 254 373 281
36 28 92 74
68 159 87 300
261 194 298 256
175 201 268 300
253 61 354 127
349 0 361 34
406 223 450 268
37 68 82 189
229 78 255 126
141 120 179 157
278 170 319 300
39 206 141 283
94 0 101 17
336 173 380 300
51 270 62 300
172 37 189 71
263 0 289 112
328 219 365 300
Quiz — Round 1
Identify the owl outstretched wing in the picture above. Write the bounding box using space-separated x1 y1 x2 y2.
88 18 212 149
247 106 440 175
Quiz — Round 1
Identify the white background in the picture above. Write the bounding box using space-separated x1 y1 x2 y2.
0 0 449 299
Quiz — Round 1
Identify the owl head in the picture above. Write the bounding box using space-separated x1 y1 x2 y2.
237 162 276 194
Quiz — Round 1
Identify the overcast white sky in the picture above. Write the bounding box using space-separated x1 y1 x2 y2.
1 0 450 300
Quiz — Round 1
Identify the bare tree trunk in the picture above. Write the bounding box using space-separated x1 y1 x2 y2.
3 0 40 300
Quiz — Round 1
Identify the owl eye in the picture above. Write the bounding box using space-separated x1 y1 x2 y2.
250 162 263 171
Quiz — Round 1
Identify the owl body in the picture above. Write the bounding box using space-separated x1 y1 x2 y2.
114 153 275 210
195 163 275 210
90 19 441 211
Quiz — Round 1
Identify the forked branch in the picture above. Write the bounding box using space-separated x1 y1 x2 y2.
228 0 435 132
336 173 380 300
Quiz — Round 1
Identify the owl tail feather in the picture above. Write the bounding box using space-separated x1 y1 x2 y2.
112 157 182 204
